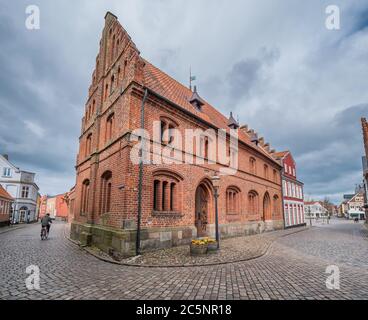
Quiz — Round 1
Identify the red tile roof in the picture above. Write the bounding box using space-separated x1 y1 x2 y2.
142 60 279 164
0 185 13 200
273 150 289 159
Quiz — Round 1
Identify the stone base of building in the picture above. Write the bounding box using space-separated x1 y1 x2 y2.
0 220 10 228
70 219 285 258
285 222 307 229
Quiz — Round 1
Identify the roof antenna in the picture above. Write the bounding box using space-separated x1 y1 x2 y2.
189 66 196 91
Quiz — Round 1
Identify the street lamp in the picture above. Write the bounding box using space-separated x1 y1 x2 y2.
307 206 312 227
211 173 220 249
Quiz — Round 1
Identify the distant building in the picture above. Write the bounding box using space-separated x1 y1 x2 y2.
65 185 76 223
273 151 305 228
360 118 368 222
0 185 13 227
338 194 354 217
39 193 69 221
304 201 328 219
0 154 39 224
346 192 365 220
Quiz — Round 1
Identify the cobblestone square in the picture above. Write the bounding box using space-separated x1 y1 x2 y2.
0 218 367 300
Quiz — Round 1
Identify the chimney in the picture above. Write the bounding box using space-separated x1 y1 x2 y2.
2 154 8 160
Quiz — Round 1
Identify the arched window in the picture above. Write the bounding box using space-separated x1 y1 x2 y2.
110 75 115 94
273 169 277 183
249 157 256 175
248 190 259 215
117 66 121 86
264 164 269 180
226 186 241 214
85 133 92 157
111 35 115 62
159 117 178 144
105 113 114 142
116 39 119 57
100 171 112 214
263 192 271 221
123 60 127 78
86 105 91 120
92 100 95 116
81 179 90 215
273 195 280 217
153 180 161 211
152 170 183 213
104 83 109 101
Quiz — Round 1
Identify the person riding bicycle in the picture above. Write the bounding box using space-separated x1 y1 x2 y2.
41 213 52 235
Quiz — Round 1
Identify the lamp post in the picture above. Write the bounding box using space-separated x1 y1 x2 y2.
307 206 312 227
211 174 220 249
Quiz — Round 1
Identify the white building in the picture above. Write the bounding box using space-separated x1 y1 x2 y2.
0 154 39 223
304 201 328 219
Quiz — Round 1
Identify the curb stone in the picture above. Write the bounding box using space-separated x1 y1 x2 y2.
64 224 310 268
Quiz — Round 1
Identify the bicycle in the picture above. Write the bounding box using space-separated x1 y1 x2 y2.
41 226 48 240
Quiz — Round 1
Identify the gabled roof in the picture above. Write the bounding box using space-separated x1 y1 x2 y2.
0 154 19 171
0 185 13 200
142 60 280 165
347 192 363 203
273 151 289 159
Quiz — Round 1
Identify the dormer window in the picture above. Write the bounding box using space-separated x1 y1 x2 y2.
189 86 204 111
227 112 239 129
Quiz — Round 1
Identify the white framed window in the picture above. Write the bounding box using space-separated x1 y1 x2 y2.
293 168 296 176
283 181 287 196
2 167 11 177
284 164 288 173
21 186 29 198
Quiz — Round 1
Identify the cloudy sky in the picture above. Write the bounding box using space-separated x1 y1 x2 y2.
1 0 367 203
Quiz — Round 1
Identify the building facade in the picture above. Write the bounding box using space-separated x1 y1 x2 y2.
273 151 305 228
304 201 328 219
70 12 284 257
0 154 39 223
338 194 354 217
360 117 368 223
346 192 365 220
0 185 13 227
39 194 69 221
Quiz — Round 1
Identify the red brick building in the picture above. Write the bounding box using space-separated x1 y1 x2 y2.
273 151 305 227
70 12 284 257
39 193 69 221
0 185 13 227
38 195 47 218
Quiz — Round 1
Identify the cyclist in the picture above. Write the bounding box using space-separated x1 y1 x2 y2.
40 213 52 236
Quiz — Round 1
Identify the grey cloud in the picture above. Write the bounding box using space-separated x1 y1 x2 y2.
0 0 367 202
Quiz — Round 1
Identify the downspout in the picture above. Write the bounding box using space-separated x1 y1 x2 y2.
136 88 149 256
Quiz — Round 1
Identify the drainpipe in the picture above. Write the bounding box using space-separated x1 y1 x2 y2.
136 88 149 256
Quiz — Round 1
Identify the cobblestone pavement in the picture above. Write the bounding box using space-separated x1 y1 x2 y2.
0 219 367 300
108 226 308 266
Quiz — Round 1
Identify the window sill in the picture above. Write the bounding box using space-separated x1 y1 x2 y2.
152 211 183 218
